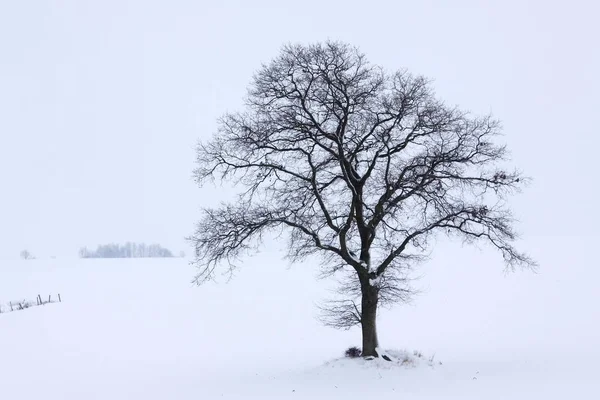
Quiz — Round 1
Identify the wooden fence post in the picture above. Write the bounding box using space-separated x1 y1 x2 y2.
58 294 62 303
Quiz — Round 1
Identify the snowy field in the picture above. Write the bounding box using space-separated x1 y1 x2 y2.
1 235 598 399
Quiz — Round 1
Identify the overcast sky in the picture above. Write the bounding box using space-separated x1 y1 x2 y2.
0 0 597 259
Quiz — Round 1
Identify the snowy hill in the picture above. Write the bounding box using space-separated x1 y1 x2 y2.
1 235 598 399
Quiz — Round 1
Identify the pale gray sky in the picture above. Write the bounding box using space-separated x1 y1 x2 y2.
0 0 598 259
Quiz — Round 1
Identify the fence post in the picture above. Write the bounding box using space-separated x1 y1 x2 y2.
10 302 13 312
58 294 62 303
48 294 51 303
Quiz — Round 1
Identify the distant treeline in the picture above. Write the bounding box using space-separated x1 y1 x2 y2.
79 242 175 258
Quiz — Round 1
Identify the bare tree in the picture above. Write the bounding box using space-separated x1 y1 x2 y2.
190 42 535 358
20 249 34 260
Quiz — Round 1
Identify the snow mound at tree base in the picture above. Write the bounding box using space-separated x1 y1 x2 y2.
319 349 440 371
268 349 443 397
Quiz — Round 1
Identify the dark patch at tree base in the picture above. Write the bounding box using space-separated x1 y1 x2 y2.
363 354 392 361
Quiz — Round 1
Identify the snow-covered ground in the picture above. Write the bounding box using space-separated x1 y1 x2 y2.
1 235 598 399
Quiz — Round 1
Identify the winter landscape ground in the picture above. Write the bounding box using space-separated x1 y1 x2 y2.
1 235 598 399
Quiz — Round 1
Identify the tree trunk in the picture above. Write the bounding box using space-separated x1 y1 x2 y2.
360 283 379 357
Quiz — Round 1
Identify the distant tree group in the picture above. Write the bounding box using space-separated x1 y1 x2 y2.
20 250 34 260
79 242 174 258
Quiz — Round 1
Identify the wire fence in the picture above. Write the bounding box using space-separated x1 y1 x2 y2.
0 294 62 314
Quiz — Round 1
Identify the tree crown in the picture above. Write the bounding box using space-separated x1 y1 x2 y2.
191 41 535 296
